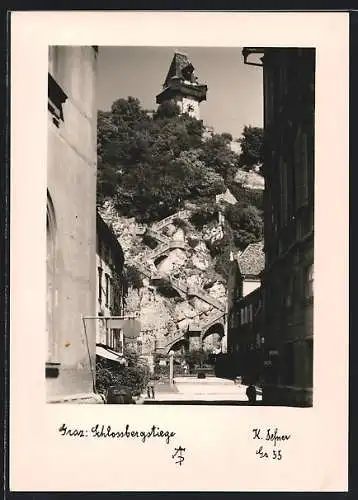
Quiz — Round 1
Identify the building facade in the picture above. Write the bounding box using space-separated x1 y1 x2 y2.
156 51 207 120
229 287 264 384
243 47 315 406
96 212 127 351
46 46 101 403
226 242 265 380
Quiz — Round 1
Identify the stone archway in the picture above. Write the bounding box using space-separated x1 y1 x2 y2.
201 322 224 352
165 336 189 354
166 337 188 354
153 254 168 267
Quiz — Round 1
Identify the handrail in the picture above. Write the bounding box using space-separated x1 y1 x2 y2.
145 228 170 244
151 210 191 231
150 240 186 259
187 286 225 311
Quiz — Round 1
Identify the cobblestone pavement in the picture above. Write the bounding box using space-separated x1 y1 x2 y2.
143 377 262 403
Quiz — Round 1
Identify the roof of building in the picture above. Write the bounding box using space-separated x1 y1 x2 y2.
163 51 195 86
156 51 208 105
96 211 124 271
237 241 265 277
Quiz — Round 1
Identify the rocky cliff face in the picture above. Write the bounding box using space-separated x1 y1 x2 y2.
99 200 227 354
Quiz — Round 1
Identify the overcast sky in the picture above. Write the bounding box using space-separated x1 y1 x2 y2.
97 46 263 140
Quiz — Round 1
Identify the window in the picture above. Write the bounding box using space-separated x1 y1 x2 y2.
110 280 116 311
248 304 253 323
48 73 67 128
279 65 288 99
284 276 294 308
113 329 123 354
105 274 110 307
283 342 295 386
279 158 288 227
98 267 103 302
306 338 313 387
264 66 275 125
305 264 314 299
295 128 309 208
103 244 109 263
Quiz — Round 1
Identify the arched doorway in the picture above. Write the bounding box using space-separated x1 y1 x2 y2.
202 323 224 352
168 338 188 354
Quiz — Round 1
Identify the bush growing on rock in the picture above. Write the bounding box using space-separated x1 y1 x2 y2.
225 203 263 249
189 203 219 228
172 217 190 232
125 265 143 290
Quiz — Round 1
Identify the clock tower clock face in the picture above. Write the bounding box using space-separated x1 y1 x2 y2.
182 98 199 118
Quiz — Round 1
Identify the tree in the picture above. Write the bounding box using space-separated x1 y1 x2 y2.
189 201 219 229
238 125 264 171
110 96 150 128
220 132 233 143
225 203 263 249
227 180 264 211
125 265 143 290
154 100 181 119
184 349 208 370
96 96 265 239
174 150 226 199
97 97 222 223
199 133 240 182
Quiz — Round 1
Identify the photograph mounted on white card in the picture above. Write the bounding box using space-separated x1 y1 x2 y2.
46 45 315 408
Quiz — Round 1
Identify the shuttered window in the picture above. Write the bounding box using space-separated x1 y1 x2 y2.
295 127 309 208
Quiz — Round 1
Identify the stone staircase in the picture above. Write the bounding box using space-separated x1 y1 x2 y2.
150 240 186 260
187 286 225 311
151 210 191 231
145 227 171 245
199 311 226 332
136 213 226 311
134 210 226 351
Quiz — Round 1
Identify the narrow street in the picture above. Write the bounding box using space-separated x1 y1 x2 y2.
141 376 263 405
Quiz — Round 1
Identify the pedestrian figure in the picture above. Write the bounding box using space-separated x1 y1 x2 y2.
246 384 257 404
147 378 155 399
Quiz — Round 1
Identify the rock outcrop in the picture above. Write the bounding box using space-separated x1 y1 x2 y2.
99 200 228 354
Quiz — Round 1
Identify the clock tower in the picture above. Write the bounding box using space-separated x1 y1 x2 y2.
156 51 207 120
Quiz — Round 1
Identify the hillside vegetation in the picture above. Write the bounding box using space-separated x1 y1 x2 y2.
97 96 264 282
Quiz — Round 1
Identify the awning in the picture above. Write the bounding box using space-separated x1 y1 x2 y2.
96 345 127 364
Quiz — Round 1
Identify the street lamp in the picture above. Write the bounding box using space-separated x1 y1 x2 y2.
169 351 174 385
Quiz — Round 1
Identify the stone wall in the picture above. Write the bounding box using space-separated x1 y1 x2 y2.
98 200 228 353
47 46 99 402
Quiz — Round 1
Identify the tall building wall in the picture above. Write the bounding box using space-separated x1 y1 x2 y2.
46 46 100 402
261 48 315 406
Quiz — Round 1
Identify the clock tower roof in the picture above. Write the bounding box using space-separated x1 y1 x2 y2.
156 51 207 106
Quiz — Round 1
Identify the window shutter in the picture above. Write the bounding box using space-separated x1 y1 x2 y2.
295 128 309 208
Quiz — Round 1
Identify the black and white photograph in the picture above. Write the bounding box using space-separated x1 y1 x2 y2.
10 11 348 492
46 45 314 407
